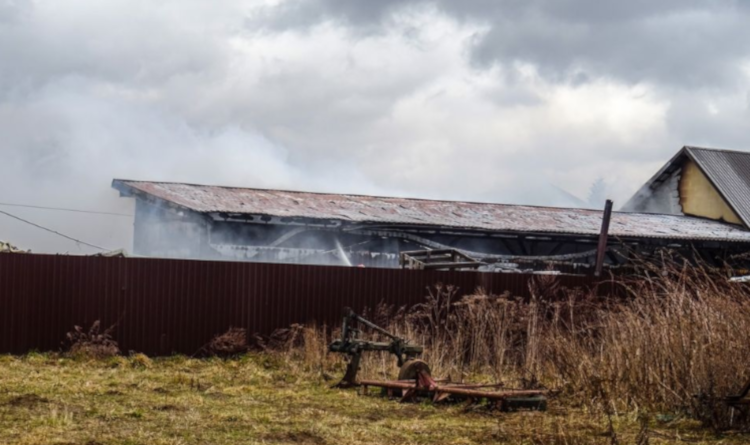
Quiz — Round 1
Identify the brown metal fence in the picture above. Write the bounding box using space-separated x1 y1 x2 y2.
0 254 601 355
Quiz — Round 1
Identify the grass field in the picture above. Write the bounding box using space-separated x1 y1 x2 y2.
0 353 744 445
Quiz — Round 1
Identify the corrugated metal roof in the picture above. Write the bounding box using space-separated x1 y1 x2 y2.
686 146 750 228
112 179 750 242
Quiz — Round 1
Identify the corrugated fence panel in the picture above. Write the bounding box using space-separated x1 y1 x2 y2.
0 254 603 355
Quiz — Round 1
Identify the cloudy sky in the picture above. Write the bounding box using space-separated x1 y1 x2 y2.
2 0 750 253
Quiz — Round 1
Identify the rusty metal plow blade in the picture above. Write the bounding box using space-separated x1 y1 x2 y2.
358 370 548 412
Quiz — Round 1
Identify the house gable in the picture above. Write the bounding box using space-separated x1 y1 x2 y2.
623 146 748 227
679 160 742 225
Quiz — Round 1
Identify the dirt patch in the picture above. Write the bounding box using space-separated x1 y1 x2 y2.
154 404 182 411
362 411 385 422
262 431 327 445
5 394 48 408
354 406 429 422
59 440 104 445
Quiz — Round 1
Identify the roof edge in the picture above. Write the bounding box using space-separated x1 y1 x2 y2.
111 178 619 214
684 145 750 156
111 179 203 214
112 178 750 223
110 179 750 242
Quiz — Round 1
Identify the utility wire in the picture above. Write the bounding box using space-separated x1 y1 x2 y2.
0 209 109 251
0 202 132 217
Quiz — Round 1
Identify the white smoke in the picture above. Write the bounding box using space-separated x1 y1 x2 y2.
0 78 381 253
4 0 738 255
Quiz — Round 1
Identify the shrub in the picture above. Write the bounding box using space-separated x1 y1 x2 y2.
65 320 120 358
204 327 248 358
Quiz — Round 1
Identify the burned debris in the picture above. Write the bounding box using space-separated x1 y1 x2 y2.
0 240 29 253
399 249 485 271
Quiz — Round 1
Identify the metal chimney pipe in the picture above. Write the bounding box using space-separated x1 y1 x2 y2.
594 199 613 277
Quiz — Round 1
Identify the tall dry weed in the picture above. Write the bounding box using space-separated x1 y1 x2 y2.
290 261 750 429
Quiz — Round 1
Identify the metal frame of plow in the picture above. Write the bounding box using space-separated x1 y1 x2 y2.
358 371 548 412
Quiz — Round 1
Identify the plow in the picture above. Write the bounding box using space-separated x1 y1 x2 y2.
328 307 548 411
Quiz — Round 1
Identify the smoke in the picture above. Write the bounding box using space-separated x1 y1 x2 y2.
0 77 381 253
587 177 608 209
5 1 745 254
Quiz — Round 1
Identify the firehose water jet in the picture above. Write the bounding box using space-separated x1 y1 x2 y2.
335 239 353 267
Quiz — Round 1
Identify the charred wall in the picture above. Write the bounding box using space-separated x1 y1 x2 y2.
130 196 750 270
132 199 406 266
623 159 742 226
130 197 599 267
134 200 211 258
622 166 682 214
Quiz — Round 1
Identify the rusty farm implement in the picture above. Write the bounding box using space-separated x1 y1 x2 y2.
328 307 548 411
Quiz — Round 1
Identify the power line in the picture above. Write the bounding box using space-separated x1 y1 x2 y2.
0 209 109 251
0 202 132 217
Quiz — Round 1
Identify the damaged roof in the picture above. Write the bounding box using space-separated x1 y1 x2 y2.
112 179 750 243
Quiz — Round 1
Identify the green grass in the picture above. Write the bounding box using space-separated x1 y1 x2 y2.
0 353 744 444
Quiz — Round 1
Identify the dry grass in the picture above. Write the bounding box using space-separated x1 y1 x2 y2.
290 262 750 432
0 353 738 445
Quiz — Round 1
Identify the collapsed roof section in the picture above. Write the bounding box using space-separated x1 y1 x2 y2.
112 179 750 243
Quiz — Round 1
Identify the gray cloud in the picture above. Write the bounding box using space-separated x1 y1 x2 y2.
1 0 749 253
474 4 750 88
259 0 750 88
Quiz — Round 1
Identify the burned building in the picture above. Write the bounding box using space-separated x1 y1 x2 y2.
112 155 750 270
624 146 750 227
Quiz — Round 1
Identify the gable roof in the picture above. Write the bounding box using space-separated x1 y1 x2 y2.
112 179 750 243
624 146 750 227
686 147 750 226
